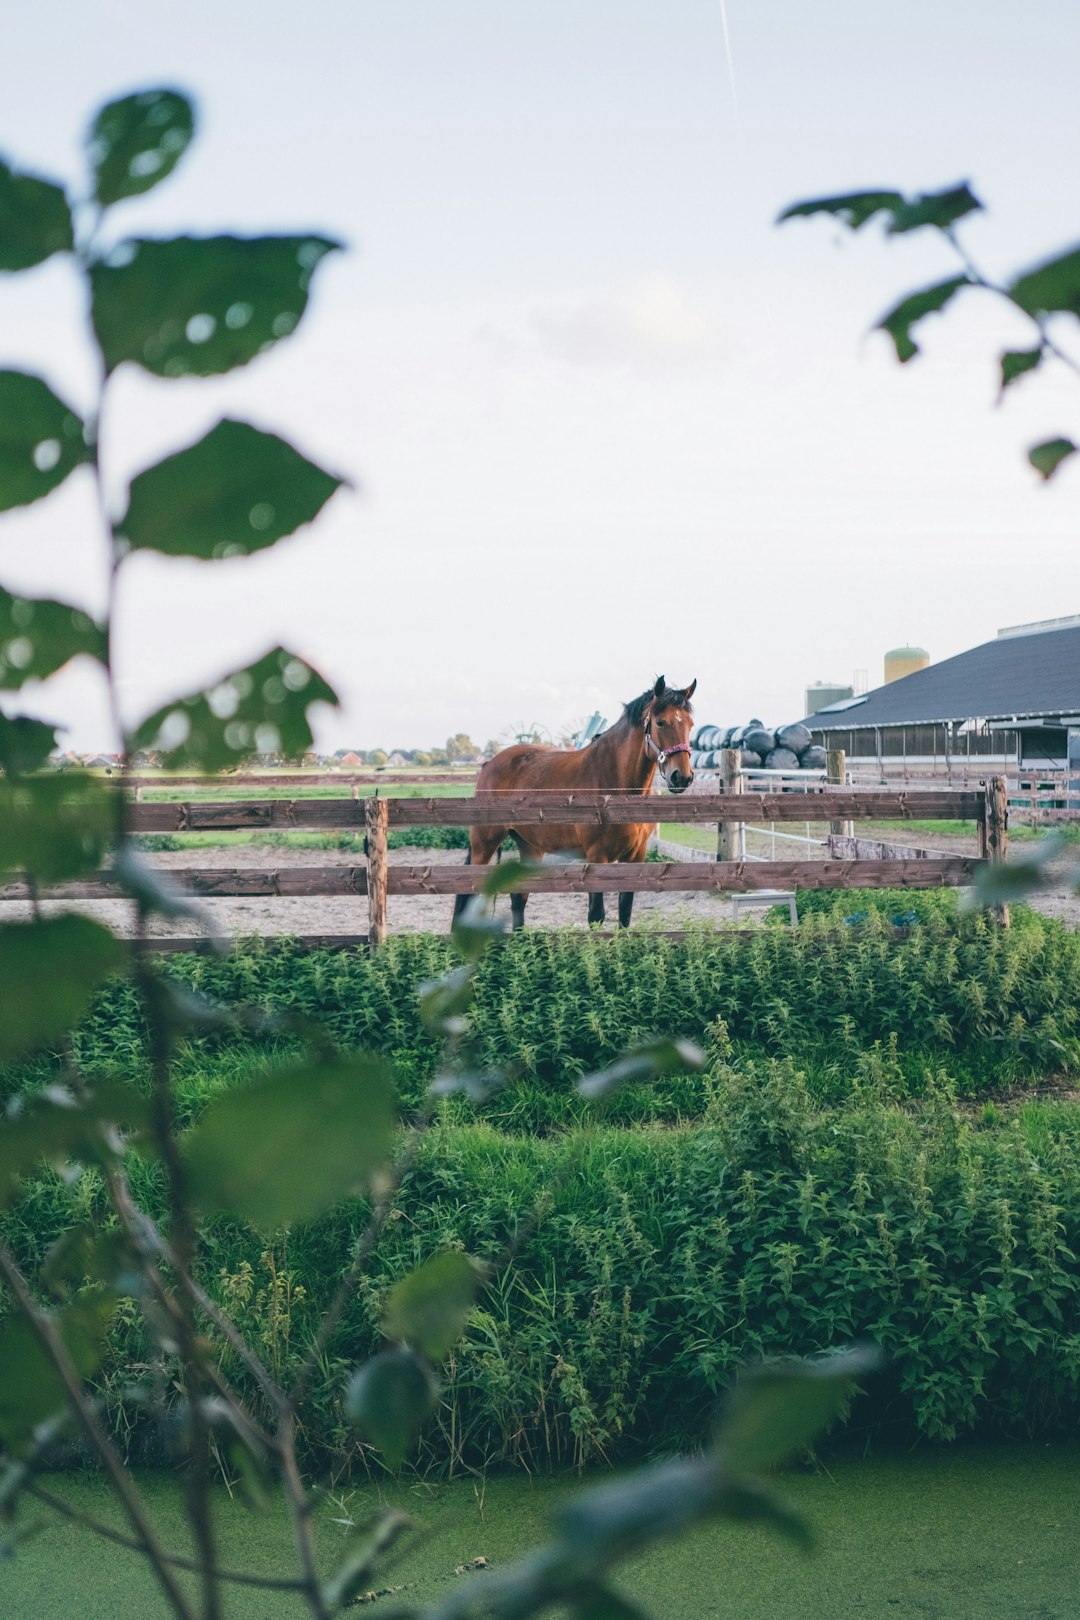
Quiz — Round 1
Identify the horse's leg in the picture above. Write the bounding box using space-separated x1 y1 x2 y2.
452 827 505 927
509 832 532 930
618 890 634 929
452 849 472 926
587 891 606 927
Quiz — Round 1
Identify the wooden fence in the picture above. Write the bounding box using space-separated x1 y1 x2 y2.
846 765 1077 824
0 779 1007 950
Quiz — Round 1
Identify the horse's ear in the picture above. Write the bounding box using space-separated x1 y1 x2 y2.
653 675 666 700
684 678 697 702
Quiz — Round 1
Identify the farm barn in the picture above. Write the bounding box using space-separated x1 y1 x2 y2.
808 615 1080 779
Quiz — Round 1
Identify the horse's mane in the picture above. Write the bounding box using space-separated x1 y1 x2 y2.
620 683 694 729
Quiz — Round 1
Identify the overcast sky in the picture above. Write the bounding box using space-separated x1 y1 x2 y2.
2 1 1078 751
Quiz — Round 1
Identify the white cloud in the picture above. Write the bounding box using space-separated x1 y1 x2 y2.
531 278 727 373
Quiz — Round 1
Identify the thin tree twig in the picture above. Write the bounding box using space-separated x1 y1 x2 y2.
944 227 1080 380
0 1239 199 1620
25 1484 309 1593
279 1411 331 1620
107 1171 288 1430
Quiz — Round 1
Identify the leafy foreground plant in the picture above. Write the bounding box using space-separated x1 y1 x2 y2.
0 90 877 1618
778 181 1080 481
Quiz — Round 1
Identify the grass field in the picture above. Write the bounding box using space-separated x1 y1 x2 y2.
660 819 1080 853
9 1443 1079 1619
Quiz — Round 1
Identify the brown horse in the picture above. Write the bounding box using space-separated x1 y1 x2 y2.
453 676 697 931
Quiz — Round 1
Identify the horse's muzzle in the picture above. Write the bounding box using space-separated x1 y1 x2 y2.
666 770 693 794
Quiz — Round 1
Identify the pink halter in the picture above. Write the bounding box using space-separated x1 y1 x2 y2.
644 723 692 767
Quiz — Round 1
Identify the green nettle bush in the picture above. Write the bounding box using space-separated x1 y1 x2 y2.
7 1069 1080 1471
40 909 1080 1129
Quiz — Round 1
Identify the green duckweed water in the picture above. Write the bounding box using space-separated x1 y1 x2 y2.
8 1443 1079 1619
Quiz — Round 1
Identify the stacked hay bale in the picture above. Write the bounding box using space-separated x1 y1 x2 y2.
690 720 826 773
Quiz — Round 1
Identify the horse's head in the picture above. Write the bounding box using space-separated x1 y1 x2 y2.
644 675 697 793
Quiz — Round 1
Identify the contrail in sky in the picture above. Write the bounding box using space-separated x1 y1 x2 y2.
718 0 740 118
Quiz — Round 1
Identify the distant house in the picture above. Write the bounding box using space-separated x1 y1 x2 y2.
386 751 408 768
809 616 1080 771
339 751 364 768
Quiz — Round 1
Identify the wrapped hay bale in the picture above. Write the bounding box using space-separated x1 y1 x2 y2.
743 726 775 758
800 744 827 771
776 721 812 755
765 747 801 771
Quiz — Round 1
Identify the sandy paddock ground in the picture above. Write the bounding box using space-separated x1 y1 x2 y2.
2 828 1077 939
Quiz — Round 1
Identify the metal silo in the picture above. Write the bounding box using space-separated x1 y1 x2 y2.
884 647 929 684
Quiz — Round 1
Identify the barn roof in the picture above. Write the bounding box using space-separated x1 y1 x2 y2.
809 621 1080 730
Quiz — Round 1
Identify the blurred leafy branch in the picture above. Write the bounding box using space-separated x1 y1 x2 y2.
778 181 1080 481
0 88 874 1617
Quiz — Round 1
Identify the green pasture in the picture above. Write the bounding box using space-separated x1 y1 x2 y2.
8 1443 1080 1618
138 779 477 803
661 819 1079 852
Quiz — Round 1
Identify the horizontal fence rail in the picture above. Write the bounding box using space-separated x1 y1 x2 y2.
383 857 980 895
127 789 986 834
0 857 980 903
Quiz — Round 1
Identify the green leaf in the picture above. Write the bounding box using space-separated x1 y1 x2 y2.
776 190 904 230
0 1303 107 1453
999 348 1042 393
1028 438 1076 481
0 1087 149 1209
90 233 341 377
572 1585 650 1619
578 1036 704 1100
0 916 124 1062
345 1348 439 1470
0 584 103 685
88 88 195 208
112 844 213 926
481 858 543 898
556 1455 795 1561
887 182 982 235
383 1251 480 1359
227 1439 270 1515
965 835 1063 907
1010 245 1080 318
417 965 474 1035
0 373 88 513
43 1225 143 1299
0 715 58 775
118 418 343 559
450 898 507 962
0 774 114 882
184 1055 393 1227
132 647 338 770
717 1349 879 1474
319 1508 410 1611
876 275 970 363
428 1068 504 1103
0 159 73 271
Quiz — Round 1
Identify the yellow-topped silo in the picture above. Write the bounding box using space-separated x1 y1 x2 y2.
884 646 929 684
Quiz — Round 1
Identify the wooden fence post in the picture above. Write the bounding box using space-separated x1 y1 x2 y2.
827 747 853 839
716 748 743 861
365 794 389 947
980 774 1010 928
